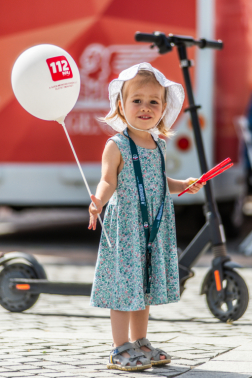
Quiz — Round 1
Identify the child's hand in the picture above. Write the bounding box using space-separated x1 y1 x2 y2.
88 195 103 230
183 177 206 194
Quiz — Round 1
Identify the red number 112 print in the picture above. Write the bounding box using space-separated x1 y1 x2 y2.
46 56 73 81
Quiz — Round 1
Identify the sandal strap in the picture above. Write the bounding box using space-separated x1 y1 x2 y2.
134 337 152 349
134 338 170 361
110 342 151 367
151 347 169 360
112 342 135 355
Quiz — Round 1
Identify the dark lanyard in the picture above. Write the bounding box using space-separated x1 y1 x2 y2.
123 128 167 294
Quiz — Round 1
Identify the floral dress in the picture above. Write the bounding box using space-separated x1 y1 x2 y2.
90 133 180 311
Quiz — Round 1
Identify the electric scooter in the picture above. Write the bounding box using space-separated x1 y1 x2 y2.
0 32 249 322
134 31 249 322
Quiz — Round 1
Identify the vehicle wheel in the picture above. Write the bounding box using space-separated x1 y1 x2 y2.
0 263 40 312
205 268 249 322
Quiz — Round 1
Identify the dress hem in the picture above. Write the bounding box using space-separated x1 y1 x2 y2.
89 298 180 311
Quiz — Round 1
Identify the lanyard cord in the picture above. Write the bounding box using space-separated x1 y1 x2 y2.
123 128 167 293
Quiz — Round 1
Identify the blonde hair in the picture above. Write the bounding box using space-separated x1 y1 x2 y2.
101 70 174 138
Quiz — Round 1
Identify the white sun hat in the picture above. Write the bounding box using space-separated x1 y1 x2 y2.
105 62 185 138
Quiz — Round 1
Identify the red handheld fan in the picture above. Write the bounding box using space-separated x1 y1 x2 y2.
178 157 233 197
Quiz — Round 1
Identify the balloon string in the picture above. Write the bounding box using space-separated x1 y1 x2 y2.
60 121 111 248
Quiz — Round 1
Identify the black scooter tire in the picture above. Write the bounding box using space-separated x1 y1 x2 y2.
0 262 40 312
205 268 249 322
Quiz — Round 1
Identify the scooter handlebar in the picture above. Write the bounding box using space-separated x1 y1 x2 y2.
135 32 163 44
199 38 223 50
135 32 223 51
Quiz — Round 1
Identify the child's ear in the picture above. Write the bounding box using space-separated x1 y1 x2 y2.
118 100 124 115
162 102 167 113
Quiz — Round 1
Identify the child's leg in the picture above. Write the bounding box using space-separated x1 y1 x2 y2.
130 306 165 361
110 309 130 347
110 309 143 366
129 306 149 341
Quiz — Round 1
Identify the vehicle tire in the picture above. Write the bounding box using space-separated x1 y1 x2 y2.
205 268 249 322
0 262 40 312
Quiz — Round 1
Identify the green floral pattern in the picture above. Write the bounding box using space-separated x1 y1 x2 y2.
90 133 180 311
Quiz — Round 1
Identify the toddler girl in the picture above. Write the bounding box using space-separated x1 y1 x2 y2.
88 62 205 371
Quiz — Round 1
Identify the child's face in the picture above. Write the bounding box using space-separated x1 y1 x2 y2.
119 75 166 131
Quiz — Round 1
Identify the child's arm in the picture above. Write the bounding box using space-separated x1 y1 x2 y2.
88 140 121 230
167 177 205 194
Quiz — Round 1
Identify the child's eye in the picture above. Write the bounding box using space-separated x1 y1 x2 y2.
133 99 141 103
150 100 159 104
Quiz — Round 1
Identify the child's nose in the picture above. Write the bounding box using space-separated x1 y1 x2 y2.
141 102 151 111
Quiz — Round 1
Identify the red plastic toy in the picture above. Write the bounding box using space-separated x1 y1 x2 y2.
178 157 233 196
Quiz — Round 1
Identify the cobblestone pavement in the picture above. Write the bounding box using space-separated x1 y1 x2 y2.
0 255 252 378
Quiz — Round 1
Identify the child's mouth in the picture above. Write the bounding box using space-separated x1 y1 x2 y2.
139 116 151 120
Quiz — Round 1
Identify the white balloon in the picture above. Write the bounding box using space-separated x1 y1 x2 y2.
11 44 80 123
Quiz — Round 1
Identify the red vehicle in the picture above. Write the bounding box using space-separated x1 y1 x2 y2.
0 0 251 229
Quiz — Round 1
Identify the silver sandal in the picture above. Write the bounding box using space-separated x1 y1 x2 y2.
134 337 171 366
107 341 152 371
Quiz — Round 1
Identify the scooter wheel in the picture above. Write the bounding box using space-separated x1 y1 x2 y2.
0 262 39 312
205 268 249 322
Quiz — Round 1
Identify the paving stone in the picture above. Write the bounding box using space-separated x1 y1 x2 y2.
19 370 47 374
40 374 76 377
171 358 205 366
0 372 35 377
150 365 190 374
0 355 12 360
181 372 252 378
31 369 60 374
193 360 252 374
30 376 59 378
2 358 42 363
22 361 61 367
14 364 43 369
0 363 25 368
0 370 13 374
67 365 107 371
0 349 32 354
213 350 252 361
97 374 157 378
65 359 97 365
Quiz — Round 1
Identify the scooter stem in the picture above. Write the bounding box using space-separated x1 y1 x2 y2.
177 44 226 249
